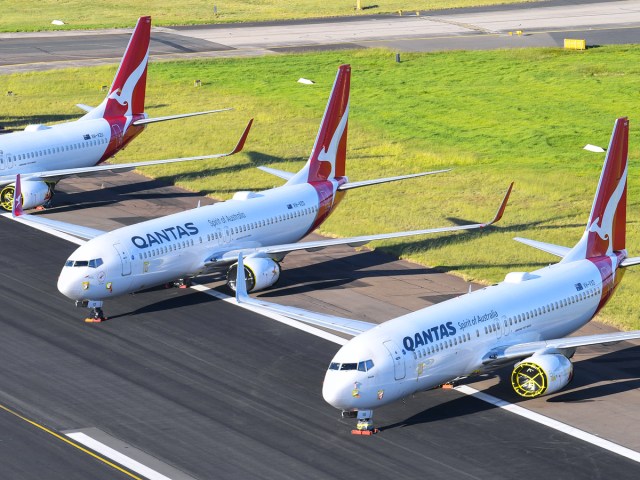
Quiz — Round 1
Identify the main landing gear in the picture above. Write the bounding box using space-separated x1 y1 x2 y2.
345 410 378 435
76 300 108 323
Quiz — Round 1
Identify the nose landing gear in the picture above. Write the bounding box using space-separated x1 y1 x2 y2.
351 410 377 435
76 300 108 323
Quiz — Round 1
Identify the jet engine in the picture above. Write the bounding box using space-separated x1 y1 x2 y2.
510 354 573 398
0 180 52 211
227 256 281 292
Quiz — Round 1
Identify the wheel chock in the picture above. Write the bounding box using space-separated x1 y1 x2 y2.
351 429 379 436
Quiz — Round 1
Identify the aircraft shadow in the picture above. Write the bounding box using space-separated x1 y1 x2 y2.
384 344 640 430
0 113 81 129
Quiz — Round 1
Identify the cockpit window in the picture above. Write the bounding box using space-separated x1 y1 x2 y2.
331 360 375 372
340 363 357 371
88 258 103 268
64 258 103 268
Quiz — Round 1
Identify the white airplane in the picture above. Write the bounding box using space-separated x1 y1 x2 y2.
234 117 640 435
0 16 250 211
8 64 510 322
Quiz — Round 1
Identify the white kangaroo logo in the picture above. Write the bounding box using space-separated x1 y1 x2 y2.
107 48 149 118
316 102 349 179
587 164 627 255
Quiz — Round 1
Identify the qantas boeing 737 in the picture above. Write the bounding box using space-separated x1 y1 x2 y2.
0 16 251 211
234 116 640 434
8 64 510 322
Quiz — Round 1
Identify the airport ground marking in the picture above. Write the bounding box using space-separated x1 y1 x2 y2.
455 385 640 464
66 432 174 480
0 402 142 479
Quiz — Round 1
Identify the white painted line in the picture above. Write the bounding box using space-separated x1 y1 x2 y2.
66 432 173 480
455 384 640 463
190 283 348 345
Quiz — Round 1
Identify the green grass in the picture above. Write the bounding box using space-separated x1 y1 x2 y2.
3 0 537 31
2 46 640 329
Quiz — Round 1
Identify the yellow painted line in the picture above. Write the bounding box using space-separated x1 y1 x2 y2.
0 402 142 480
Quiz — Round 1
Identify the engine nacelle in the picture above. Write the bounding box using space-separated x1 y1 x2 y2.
227 257 281 292
0 180 52 211
511 354 573 398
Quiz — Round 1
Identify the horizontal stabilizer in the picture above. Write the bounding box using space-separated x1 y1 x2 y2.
257 166 295 181
75 104 94 113
621 256 640 267
234 255 374 336
337 169 451 191
483 330 640 365
132 108 232 126
514 237 570 258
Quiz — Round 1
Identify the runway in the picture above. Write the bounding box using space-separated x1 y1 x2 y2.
2 0 640 74
2 1 640 477
0 173 639 479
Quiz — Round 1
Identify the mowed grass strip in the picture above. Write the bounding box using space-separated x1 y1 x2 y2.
1 46 639 329
3 0 536 31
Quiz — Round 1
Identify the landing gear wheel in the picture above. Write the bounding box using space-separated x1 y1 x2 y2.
0 185 16 212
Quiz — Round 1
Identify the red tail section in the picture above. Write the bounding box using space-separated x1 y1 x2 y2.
585 117 628 257
103 16 150 118
12 174 23 217
306 64 350 182
563 117 628 263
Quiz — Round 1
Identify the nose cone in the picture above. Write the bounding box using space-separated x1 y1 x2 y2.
57 271 83 300
322 371 357 410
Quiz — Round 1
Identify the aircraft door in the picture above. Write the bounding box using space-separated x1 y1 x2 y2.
0 150 4 170
503 315 511 336
113 242 132 276
383 340 406 380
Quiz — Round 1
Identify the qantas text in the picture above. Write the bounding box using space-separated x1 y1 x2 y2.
403 322 456 351
131 222 199 249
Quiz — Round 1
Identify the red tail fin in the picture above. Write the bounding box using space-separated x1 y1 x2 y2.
564 117 628 262
285 65 350 186
309 64 349 181
85 16 150 121
106 16 150 117
12 174 23 217
585 117 628 257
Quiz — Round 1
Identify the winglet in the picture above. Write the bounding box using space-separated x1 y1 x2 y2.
483 182 513 227
235 254 249 303
12 174 24 217
228 119 253 156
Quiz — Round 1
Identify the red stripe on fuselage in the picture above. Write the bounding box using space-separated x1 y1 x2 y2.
589 252 626 314
304 177 347 235
97 114 146 164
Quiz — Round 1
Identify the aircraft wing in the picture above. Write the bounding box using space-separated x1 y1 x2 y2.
482 330 640 365
234 255 376 336
2 174 103 243
219 183 512 262
0 119 252 186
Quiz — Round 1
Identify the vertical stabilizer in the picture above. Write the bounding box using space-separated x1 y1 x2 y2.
287 65 351 185
563 117 628 262
12 174 23 217
82 16 151 120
